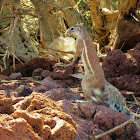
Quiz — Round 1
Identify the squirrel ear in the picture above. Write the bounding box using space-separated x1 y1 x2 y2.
78 26 81 31
78 25 83 31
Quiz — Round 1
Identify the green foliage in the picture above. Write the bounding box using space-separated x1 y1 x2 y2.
112 1 118 6
74 0 92 30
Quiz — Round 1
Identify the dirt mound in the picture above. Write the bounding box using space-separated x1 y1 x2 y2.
0 92 77 140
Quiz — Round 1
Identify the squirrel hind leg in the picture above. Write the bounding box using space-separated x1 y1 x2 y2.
91 88 103 103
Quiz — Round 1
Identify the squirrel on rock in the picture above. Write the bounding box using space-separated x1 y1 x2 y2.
63 25 129 115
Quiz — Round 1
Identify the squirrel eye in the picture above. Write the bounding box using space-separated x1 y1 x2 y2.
70 27 74 31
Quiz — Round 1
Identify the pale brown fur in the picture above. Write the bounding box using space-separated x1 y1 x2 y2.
67 25 129 115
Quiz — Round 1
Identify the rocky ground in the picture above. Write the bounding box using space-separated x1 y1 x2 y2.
0 43 140 140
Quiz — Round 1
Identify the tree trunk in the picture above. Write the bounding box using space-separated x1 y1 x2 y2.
89 0 109 49
0 0 39 69
118 0 138 16
31 0 85 45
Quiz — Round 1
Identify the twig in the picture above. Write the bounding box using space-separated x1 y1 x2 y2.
94 112 140 139
9 15 19 69
40 28 74 54
95 119 131 139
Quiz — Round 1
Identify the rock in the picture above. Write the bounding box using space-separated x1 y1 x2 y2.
12 110 44 134
114 18 140 52
49 118 76 140
2 56 57 77
102 49 140 93
55 79 80 88
15 92 62 111
32 68 43 76
41 70 52 78
65 91 81 100
12 93 77 140
136 131 140 140
77 102 97 119
12 97 25 105
44 88 66 101
52 66 74 80
0 75 8 81
92 125 111 140
0 116 41 140
73 61 84 74
43 88 81 101
0 92 14 114
127 43 140 56
108 75 140 92
93 105 137 140
44 118 56 129
42 76 59 89
33 85 49 93
9 72 22 80
15 85 33 97
103 50 139 77
57 100 96 140
39 125 51 139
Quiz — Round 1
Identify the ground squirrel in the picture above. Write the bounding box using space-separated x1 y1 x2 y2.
67 25 129 115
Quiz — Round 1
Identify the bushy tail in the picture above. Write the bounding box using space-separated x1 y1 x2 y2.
103 81 130 115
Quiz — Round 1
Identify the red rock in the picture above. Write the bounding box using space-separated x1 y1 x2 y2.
49 118 77 140
0 75 8 81
127 44 140 56
55 79 80 88
114 19 140 52
103 50 139 77
33 85 49 93
41 70 52 78
15 85 33 97
102 49 140 94
136 131 140 140
65 91 81 100
16 92 62 111
12 97 25 105
32 68 43 76
0 116 41 140
12 93 77 139
42 76 59 89
44 118 56 129
57 100 82 118
108 75 140 92
0 92 14 114
39 125 51 139
2 56 57 76
43 88 80 101
12 110 44 133
43 88 66 101
57 100 95 140
51 66 74 80
92 125 111 140
93 105 137 140
77 102 97 119
9 72 22 80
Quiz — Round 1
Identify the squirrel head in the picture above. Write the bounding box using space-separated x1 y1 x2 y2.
67 25 85 38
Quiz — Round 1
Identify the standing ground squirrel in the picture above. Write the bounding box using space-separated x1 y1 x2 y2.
67 25 129 115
